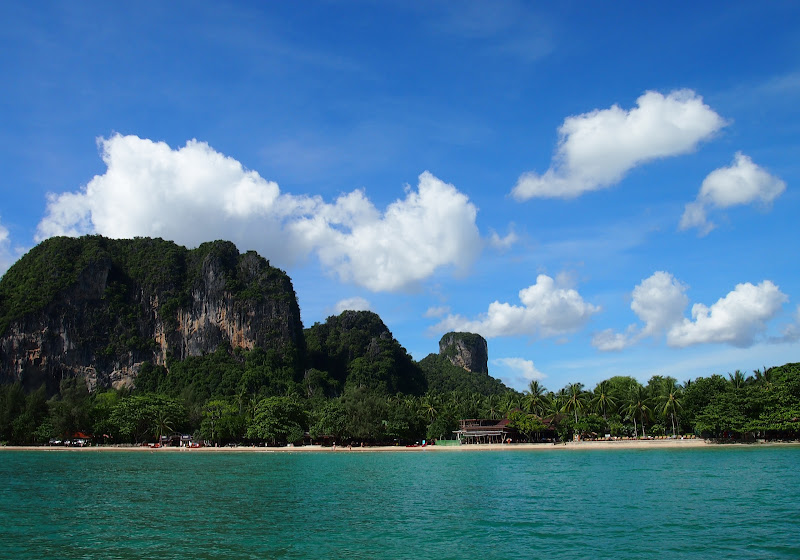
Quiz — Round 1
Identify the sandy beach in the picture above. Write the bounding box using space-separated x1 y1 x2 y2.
5 438 799 453
1 438 771 453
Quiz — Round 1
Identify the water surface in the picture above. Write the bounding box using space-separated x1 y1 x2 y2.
1 446 798 559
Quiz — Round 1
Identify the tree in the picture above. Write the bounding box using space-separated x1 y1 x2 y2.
656 379 683 437
523 380 550 416
590 380 616 421
693 389 751 438
247 396 307 446
499 392 522 417
625 385 651 439
753 367 773 388
201 399 243 445
309 399 348 441
110 394 185 444
426 414 459 442
341 387 387 442
728 370 749 390
560 383 588 424
682 375 728 429
483 394 501 420
48 378 91 439
419 392 441 423
508 410 546 442
90 389 122 441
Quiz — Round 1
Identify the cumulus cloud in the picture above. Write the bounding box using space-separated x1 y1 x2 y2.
492 357 545 390
512 89 727 200
35 134 483 292
592 272 688 351
594 273 787 351
667 281 787 347
333 297 371 314
433 274 599 338
631 271 690 337
289 171 482 291
680 152 786 235
36 135 293 247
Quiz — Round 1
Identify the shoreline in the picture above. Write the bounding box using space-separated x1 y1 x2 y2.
3 439 798 453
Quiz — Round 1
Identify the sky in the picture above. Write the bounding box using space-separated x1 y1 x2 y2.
2 1 799 392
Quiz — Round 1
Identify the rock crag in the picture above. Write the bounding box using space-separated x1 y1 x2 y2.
438 332 488 374
0 236 303 393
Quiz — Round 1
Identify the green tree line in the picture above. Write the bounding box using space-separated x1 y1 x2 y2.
2 360 798 446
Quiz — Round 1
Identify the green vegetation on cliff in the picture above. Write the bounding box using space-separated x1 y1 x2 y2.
419 354 507 395
304 311 426 396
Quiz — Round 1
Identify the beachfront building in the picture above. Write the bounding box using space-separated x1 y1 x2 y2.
454 419 516 444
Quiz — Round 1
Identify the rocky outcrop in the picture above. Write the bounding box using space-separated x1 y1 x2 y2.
438 332 488 374
0 237 303 394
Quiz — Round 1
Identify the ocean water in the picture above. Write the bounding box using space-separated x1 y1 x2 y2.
1 446 798 559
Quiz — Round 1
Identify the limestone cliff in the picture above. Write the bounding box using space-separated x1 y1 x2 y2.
438 332 488 374
0 236 303 393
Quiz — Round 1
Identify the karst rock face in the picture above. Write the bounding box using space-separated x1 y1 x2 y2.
438 332 488 374
0 237 303 394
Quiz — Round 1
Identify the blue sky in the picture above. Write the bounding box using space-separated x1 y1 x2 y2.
2 1 799 392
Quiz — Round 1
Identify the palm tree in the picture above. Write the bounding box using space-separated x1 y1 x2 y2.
499 392 521 417
467 392 483 419
590 380 616 421
625 385 651 439
154 408 175 446
728 370 747 389
523 380 550 416
483 394 501 420
753 367 773 388
547 388 567 416
419 393 440 423
560 383 588 424
657 379 683 437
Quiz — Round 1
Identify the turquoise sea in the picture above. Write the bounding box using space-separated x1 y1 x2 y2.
1 446 799 559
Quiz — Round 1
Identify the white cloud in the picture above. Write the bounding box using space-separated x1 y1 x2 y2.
631 271 689 337
680 152 786 235
36 134 292 247
592 272 688 351
512 89 727 200
333 297 371 314
488 227 518 250
433 274 599 338
667 281 787 348
592 325 637 352
290 171 482 292
424 306 450 318
492 357 545 391
35 134 483 293
594 273 787 351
